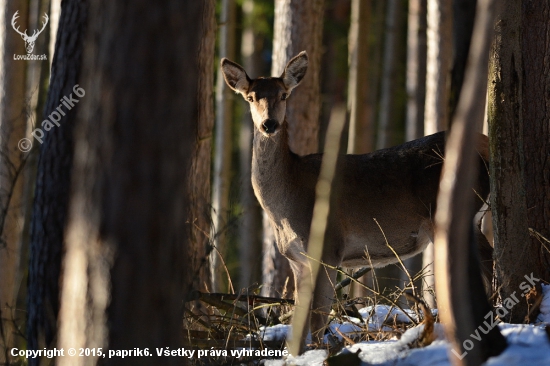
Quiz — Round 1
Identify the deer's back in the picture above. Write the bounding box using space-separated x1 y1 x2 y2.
290 131 490 265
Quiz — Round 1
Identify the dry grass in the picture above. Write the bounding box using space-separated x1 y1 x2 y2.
182 261 439 365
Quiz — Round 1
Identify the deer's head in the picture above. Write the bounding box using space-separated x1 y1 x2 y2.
11 11 49 54
221 51 308 137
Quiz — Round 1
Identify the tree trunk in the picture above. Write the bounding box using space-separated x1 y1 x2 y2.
422 0 453 307
406 0 427 142
521 0 550 304
374 0 406 293
450 0 477 120
189 0 215 293
211 0 236 293
26 1 87 358
57 2 212 365
0 1 28 362
263 0 324 298
488 0 550 323
402 0 427 299
347 0 371 154
424 0 452 134
435 1 507 363
238 0 264 289
376 0 404 150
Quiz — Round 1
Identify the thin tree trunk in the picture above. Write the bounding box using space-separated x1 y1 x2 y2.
402 0 427 298
375 0 406 293
347 0 371 154
0 1 28 362
263 0 324 298
27 0 86 358
406 0 427 142
211 0 236 293
238 0 264 289
424 0 452 135
376 0 403 149
190 0 215 293
57 3 212 366
435 1 507 364
422 0 453 307
450 0 477 120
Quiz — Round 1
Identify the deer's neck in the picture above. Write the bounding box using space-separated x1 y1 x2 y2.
251 120 295 212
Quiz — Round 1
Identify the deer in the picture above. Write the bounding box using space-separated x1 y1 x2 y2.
220 51 492 350
11 11 49 54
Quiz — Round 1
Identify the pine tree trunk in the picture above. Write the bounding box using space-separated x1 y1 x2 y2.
263 0 324 298
347 0 371 154
376 0 404 149
211 0 236 292
402 0 427 297
489 0 550 323
521 0 550 299
27 0 87 357
405 0 427 142
424 0 452 134
0 1 28 362
435 1 507 363
238 0 264 289
450 0 477 120
422 0 453 307
190 0 215 293
57 2 212 365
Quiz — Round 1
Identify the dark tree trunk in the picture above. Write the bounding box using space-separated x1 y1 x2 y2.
488 0 549 323
449 0 477 120
27 0 87 357
56 2 212 365
435 1 506 363
520 0 550 303
0 0 28 362
190 0 215 293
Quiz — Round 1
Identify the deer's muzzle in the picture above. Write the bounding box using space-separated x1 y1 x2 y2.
262 119 279 134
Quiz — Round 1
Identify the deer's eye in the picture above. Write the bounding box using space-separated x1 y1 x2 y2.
247 96 254 102
281 93 288 101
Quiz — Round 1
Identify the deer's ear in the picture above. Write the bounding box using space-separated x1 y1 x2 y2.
281 51 308 91
221 58 250 95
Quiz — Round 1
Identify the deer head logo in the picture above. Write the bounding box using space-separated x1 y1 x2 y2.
11 11 49 54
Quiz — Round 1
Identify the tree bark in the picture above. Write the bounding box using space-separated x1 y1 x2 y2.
424 0 452 134
435 1 507 363
189 0 215 293
263 0 324 298
0 1 28 362
406 0 427 142
347 0 371 154
376 0 404 149
27 0 87 357
489 0 550 323
211 0 236 292
238 0 264 289
521 0 550 299
57 2 212 365
450 0 477 120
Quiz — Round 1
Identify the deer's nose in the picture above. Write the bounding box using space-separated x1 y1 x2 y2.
262 119 279 134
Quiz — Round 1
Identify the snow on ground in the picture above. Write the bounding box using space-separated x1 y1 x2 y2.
262 284 550 365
